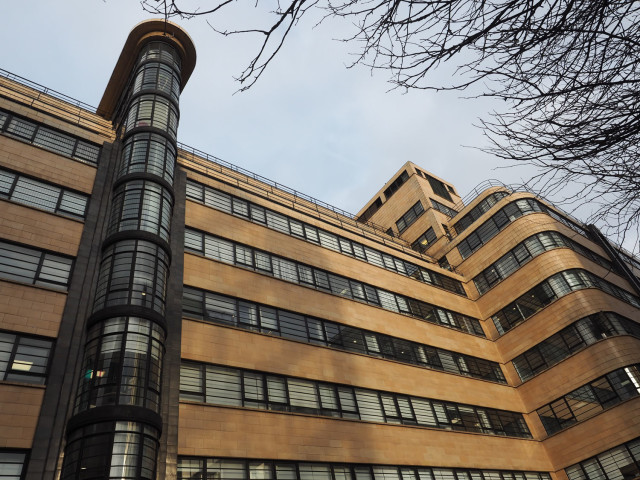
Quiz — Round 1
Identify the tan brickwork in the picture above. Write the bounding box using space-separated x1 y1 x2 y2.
183 169 451 275
178 403 550 470
0 200 83 256
182 319 520 410
475 250 634 321
185 201 478 318
0 135 97 193
365 175 434 240
0 80 114 142
494 290 640 363
179 156 640 474
181 166 416 264
460 217 630 302
0 280 65 337
179 154 640 474
517 336 640 410
183 254 498 360
0 383 44 448
542 398 640 470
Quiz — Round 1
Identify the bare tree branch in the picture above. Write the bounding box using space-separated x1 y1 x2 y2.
140 0 640 250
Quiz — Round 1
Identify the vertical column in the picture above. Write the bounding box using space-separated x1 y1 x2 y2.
61 41 184 480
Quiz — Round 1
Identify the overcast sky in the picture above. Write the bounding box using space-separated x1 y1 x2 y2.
2 0 637 252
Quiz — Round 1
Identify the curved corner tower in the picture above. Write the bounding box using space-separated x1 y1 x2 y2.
60 20 196 480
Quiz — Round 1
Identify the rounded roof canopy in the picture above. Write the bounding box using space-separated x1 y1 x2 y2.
98 19 197 120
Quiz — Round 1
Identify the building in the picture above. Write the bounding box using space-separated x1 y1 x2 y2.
0 18 639 480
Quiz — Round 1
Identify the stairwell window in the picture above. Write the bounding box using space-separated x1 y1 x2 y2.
396 201 424 233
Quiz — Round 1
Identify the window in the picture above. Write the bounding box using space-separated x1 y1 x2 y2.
425 174 453 201
383 170 409 200
0 451 28 480
138 41 182 70
185 180 468 297
124 94 178 139
132 62 181 101
108 180 172 241
120 132 176 184
0 167 88 219
457 199 543 259
0 240 73 290
430 199 458 218
0 332 53 384
178 458 550 480
396 201 425 233
73 317 165 414
565 438 640 480
93 239 169 315
538 365 640 435
358 197 382 223
0 109 100 165
453 191 510 234
180 360 526 437
61 421 159 480
184 229 481 336
183 287 501 382
492 270 640 335
411 228 437 253
458 198 597 262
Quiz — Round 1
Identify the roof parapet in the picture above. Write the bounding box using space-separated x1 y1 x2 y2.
97 19 196 120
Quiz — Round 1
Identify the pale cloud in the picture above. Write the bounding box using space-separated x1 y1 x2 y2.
2 0 636 251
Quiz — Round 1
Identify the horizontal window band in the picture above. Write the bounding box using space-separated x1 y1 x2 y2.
185 178 467 297
511 311 640 382
474 231 614 296
180 360 530 438
0 108 101 165
565 436 640 480
182 286 505 384
0 238 74 290
457 198 592 260
177 456 552 480
411 227 438 253
0 329 53 385
453 191 510 235
491 269 640 336
0 165 89 219
0 450 28 480
396 201 425 234
536 364 640 436
431 198 458 218
184 228 484 337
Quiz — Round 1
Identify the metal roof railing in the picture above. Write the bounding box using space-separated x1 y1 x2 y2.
451 177 593 228
452 179 510 214
0 68 97 112
175 142 447 262
0 68 113 138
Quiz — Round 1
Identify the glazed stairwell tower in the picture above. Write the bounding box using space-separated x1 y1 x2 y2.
59 21 196 480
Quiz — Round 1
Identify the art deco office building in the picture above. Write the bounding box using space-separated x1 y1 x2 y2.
0 19 639 480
